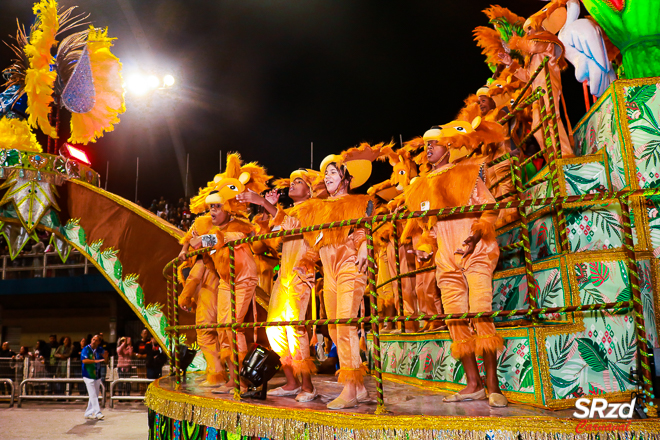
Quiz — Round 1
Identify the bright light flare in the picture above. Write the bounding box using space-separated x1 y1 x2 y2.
65 144 91 165
163 74 175 87
126 74 150 96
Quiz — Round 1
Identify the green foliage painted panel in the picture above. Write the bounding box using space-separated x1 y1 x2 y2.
545 316 638 399
562 161 609 196
521 179 553 216
529 215 557 261
566 204 624 252
625 84 660 189
496 227 522 270
492 274 528 322
380 336 534 394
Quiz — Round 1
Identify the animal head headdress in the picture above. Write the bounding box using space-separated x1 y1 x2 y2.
420 117 507 162
189 152 271 214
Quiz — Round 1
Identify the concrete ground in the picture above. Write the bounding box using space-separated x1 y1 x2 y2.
0 401 148 440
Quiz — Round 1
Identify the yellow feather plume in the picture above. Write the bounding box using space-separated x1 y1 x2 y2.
24 0 59 138
69 27 126 144
0 117 42 152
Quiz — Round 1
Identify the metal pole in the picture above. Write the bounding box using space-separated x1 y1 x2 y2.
219 150 222 173
365 220 386 414
66 358 70 395
105 161 109 191
135 157 139 204
399 134 403 148
229 245 240 400
173 262 180 388
310 142 314 169
392 221 404 331
185 153 189 198
512 156 539 314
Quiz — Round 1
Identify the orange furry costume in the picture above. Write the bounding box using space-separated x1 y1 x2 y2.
193 153 270 368
265 170 320 377
178 214 225 384
405 122 504 359
208 217 258 363
289 194 371 384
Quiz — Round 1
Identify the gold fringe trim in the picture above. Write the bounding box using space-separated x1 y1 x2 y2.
145 381 660 440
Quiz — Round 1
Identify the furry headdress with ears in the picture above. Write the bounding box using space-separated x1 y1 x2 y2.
189 152 271 215
318 142 385 189
419 117 507 163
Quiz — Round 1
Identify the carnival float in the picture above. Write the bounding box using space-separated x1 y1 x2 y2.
2 0 660 439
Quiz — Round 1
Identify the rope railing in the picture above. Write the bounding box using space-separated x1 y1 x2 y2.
164 301 633 332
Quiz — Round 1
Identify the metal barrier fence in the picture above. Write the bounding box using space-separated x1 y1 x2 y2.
1 356 160 406
1 250 93 280
18 378 106 407
0 378 14 407
109 378 154 408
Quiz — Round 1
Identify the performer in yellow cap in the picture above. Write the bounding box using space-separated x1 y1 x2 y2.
288 143 378 409
236 169 321 402
405 120 507 408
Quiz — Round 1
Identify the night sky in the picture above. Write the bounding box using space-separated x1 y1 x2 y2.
0 0 587 205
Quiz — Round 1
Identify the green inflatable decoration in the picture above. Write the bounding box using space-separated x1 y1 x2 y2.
582 0 660 79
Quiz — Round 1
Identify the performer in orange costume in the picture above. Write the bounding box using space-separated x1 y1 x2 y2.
499 2 574 158
405 119 507 407
237 169 321 402
288 144 378 410
177 213 224 387
192 153 270 394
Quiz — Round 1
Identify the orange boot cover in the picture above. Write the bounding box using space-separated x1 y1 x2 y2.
336 365 367 385
473 317 503 356
446 319 475 359
292 358 318 378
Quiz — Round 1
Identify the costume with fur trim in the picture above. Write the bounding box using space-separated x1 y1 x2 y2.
287 194 372 251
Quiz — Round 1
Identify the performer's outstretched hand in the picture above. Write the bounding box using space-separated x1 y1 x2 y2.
408 249 431 262
456 231 483 258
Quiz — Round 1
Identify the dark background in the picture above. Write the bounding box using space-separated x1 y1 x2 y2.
0 0 587 205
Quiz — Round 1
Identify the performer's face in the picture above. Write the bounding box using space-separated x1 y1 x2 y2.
478 95 496 116
324 164 343 194
209 203 228 225
289 178 311 201
426 140 447 164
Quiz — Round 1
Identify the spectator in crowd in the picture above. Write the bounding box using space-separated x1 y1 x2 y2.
47 334 59 380
149 199 158 213
144 339 166 380
134 329 151 387
54 337 73 394
116 337 133 396
0 342 16 391
0 341 16 358
32 340 49 394
133 329 151 358
81 335 107 420
14 346 30 360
